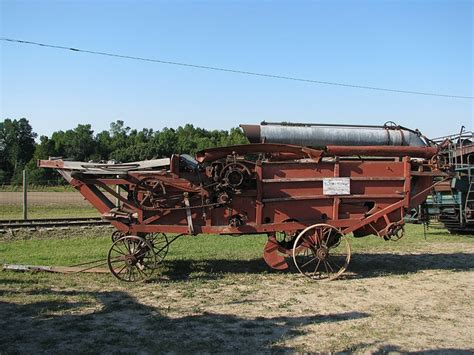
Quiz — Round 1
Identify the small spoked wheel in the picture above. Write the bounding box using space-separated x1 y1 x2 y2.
275 218 301 253
111 230 125 242
385 223 405 241
107 235 157 282
292 223 351 281
146 233 169 265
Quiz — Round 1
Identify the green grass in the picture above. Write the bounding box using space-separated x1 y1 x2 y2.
0 232 267 266
349 224 472 251
0 185 75 192
0 205 99 219
0 224 471 268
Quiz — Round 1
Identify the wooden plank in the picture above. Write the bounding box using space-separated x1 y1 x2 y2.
2 264 110 274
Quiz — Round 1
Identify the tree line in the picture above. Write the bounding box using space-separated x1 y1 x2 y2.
0 118 248 184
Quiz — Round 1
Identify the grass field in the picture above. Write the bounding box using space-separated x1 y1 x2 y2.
1 224 473 353
0 185 75 192
0 205 99 219
0 224 471 266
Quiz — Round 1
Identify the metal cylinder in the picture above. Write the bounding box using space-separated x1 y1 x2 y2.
240 122 427 147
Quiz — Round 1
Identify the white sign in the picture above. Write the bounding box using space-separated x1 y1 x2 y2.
323 178 350 195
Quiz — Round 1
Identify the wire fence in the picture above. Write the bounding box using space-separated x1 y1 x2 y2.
0 171 101 220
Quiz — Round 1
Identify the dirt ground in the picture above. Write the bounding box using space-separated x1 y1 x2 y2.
1 240 473 353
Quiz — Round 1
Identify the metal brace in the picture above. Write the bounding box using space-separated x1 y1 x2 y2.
183 193 195 235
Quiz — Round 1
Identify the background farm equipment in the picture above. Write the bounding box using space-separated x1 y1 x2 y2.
38 122 444 282
420 128 474 233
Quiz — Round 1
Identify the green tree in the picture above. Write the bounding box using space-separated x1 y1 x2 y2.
51 124 96 161
0 118 37 182
1 117 250 183
27 135 62 184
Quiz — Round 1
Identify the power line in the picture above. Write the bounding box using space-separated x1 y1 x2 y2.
1 37 473 100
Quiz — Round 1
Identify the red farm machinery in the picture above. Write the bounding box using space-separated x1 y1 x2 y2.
38 122 446 282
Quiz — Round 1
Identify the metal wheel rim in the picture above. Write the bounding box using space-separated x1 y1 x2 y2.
107 235 157 282
292 223 351 281
147 233 169 265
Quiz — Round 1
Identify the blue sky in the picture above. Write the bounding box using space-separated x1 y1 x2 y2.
1 0 472 139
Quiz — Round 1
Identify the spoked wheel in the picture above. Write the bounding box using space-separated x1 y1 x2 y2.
133 177 167 210
384 223 405 241
275 219 301 253
292 223 351 281
111 230 125 242
146 233 169 265
107 235 157 282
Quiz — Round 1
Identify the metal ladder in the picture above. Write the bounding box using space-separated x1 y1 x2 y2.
465 173 474 223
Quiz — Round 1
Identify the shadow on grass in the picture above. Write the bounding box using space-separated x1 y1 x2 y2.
340 342 473 354
347 251 474 279
424 228 474 237
0 286 368 353
159 251 474 281
373 345 474 354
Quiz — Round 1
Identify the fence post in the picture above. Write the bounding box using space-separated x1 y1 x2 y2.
22 169 28 220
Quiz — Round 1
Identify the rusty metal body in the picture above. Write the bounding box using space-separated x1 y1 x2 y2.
39 141 442 281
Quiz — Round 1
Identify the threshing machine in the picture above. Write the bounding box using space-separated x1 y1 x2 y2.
38 122 445 282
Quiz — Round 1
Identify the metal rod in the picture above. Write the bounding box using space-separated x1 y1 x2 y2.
326 145 438 159
69 257 108 268
22 169 28 221
115 182 121 208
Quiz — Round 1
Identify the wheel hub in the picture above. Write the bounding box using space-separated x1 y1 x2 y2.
125 254 137 266
226 169 244 187
316 247 329 260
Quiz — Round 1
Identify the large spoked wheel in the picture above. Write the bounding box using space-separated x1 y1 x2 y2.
146 233 169 265
292 223 351 281
107 235 157 282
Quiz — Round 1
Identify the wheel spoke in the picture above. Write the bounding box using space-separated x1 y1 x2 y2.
141 193 152 206
134 249 150 260
150 181 162 193
116 264 128 275
323 259 330 276
109 256 125 263
135 265 147 278
300 256 317 269
315 230 321 247
325 260 335 273
111 246 127 256
114 242 128 256
154 244 168 254
327 257 343 271
126 267 133 281
313 258 322 275
124 240 133 254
